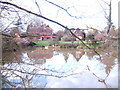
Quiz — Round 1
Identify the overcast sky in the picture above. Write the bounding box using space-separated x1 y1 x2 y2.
6 0 120 31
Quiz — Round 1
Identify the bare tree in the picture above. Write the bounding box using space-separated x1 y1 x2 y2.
97 0 112 34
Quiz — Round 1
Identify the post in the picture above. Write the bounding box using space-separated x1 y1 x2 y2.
0 32 2 89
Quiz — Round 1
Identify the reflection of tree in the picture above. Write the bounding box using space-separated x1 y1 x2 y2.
102 55 115 75
2 51 22 64
105 65 112 75
87 49 116 76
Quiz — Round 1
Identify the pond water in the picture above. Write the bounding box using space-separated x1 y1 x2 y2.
2 47 118 88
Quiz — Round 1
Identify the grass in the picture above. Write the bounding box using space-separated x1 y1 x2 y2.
82 45 101 49
32 40 104 47
32 41 50 46
60 41 104 44
59 41 87 44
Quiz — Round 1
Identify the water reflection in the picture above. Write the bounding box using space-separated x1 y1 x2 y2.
27 48 53 59
2 48 118 88
2 51 22 64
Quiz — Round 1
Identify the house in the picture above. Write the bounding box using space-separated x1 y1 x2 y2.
74 28 85 41
27 24 56 40
94 32 106 41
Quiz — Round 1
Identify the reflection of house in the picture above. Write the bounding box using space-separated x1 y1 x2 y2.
27 24 56 40
62 50 85 62
27 48 53 64
72 51 85 61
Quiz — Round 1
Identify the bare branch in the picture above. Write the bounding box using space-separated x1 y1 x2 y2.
0 1 67 29
2 33 12 37
107 0 112 34
101 0 110 5
45 0 82 19
97 0 109 20
2 66 80 78
34 0 42 15
2 18 16 33
87 65 111 88
97 0 112 34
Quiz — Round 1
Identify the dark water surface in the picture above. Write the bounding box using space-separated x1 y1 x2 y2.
2 47 118 88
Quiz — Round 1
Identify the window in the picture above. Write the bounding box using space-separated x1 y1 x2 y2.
37 37 40 39
30 37 33 39
46 37 50 39
42 30 44 32
36 33 40 35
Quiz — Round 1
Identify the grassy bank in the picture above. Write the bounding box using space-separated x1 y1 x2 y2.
32 40 103 49
59 41 104 44
32 41 50 46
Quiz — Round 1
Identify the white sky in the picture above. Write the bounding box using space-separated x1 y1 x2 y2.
5 0 120 31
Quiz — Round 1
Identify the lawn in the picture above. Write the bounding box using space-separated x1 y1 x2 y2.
32 40 104 47
59 41 88 44
59 41 104 44
32 41 50 46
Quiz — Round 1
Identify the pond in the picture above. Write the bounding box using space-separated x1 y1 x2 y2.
2 47 118 88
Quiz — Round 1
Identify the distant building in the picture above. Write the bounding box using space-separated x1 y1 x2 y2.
94 32 106 41
74 28 85 41
27 24 56 40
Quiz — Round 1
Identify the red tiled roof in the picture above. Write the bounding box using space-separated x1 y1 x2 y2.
27 24 53 35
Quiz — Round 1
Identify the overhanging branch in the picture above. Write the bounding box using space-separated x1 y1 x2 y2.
0 1 67 29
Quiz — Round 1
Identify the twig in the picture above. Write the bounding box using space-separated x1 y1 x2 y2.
2 66 81 78
2 18 16 33
45 0 82 19
87 65 111 88
34 0 42 15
